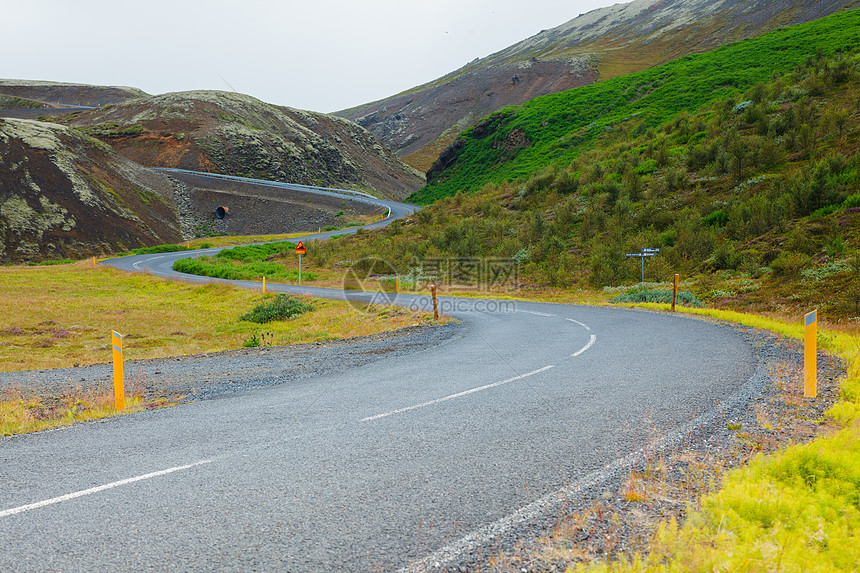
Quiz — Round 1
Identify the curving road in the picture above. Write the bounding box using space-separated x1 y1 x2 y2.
0 174 758 571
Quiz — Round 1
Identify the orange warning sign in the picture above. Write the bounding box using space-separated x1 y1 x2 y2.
295 241 306 255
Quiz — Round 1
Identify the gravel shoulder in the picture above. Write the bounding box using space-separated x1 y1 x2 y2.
0 322 462 405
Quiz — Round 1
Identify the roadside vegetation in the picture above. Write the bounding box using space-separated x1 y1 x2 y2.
0 261 437 436
413 8 860 203
302 33 860 321
172 240 318 282
0 262 435 372
532 306 860 573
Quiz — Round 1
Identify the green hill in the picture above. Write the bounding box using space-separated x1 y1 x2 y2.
411 8 860 204
294 13 860 321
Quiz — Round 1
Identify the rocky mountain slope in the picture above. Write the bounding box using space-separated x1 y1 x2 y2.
337 0 859 171
55 91 424 200
0 117 182 262
0 79 147 107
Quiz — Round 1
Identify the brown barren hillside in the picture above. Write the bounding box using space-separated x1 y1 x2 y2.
0 79 147 107
337 0 859 172
0 118 181 262
56 91 424 200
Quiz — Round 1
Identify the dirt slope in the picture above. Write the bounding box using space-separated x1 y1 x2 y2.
0 117 181 262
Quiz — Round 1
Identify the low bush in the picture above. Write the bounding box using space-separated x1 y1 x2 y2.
239 295 315 323
610 288 702 306
770 250 812 277
172 257 315 282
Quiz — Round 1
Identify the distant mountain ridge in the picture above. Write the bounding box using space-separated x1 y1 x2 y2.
52 90 424 200
337 0 859 171
0 79 146 107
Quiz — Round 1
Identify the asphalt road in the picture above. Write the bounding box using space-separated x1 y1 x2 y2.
0 175 758 571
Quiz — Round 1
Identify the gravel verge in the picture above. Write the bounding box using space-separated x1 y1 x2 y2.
0 323 461 406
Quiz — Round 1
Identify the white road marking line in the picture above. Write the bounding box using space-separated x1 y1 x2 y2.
572 334 597 357
0 460 213 518
361 365 556 422
132 255 165 270
519 310 556 317
565 318 591 331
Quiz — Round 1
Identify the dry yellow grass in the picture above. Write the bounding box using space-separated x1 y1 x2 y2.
0 261 438 372
0 389 147 437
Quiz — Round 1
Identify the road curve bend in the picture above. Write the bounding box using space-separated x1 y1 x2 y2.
0 174 759 572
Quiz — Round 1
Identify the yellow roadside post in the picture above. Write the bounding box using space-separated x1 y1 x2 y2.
804 310 817 398
112 331 125 411
395 276 400 293
262 277 266 294
92 256 96 268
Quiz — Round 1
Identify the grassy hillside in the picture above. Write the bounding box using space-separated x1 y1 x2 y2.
412 8 860 204
295 38 860 320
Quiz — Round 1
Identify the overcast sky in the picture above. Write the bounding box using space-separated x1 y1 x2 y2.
3 0 624 113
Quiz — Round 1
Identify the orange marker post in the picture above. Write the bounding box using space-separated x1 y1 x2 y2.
804 310 817 398
671 274 679 312
262 276 266 294
112 331 125 411
431 284 439 320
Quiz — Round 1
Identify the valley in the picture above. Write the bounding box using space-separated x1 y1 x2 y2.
1 2 859 572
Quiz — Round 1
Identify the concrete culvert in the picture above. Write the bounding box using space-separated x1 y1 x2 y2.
215 206 229 219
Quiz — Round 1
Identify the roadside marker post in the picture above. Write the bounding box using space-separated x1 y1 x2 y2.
295 241 306 286
804 310 817 398
112 331 125 411
262 276 266 294
395 276 400 293
431 284 439 320
671 274 679 312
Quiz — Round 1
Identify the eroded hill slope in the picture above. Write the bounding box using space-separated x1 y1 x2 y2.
57 91 424 200
0 118 181 262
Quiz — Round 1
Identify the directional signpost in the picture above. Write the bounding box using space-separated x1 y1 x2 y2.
625 248 661 283
295 241 306 285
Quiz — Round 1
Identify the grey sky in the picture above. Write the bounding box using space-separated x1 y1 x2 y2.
3 0 623 113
